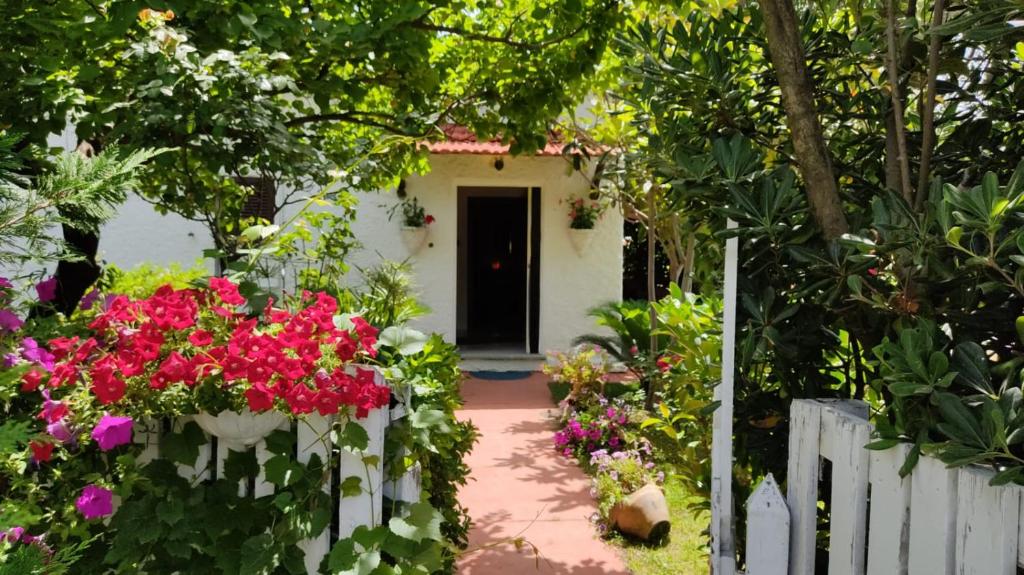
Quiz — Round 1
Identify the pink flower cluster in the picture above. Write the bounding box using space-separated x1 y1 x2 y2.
554 401 630 459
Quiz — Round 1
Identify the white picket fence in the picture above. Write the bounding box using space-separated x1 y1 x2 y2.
745 398 1024 575
129 368 421 574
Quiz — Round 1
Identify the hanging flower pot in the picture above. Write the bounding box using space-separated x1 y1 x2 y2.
568 227 595 255
193 409 287 447
609 483 671 541
401 226 429 254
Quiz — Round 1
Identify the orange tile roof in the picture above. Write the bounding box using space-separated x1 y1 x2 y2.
423 124 569 156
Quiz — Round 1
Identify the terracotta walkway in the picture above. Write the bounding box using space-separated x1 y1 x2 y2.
457 372 630 574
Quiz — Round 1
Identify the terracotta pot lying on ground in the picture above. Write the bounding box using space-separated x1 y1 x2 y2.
609 482 671 542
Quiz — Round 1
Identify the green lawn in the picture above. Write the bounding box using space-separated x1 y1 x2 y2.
609 477 709 574
546 379 710 573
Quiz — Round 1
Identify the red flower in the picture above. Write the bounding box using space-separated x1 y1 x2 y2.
244 383 275 412
90 362 126 404
424 214 436 225
150 351 189 389
188 330 213 347
209 277 246 307
21 369 45 393
29 440 54 463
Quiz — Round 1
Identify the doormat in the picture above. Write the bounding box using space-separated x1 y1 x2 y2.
468 370 533 381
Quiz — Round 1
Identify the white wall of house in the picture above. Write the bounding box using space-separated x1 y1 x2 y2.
99 195 214 272
347 153 623 352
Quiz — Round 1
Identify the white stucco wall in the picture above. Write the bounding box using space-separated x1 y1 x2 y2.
347 153 623 352
98 195 214 272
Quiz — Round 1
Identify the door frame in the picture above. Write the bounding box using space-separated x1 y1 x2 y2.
455 185 541 353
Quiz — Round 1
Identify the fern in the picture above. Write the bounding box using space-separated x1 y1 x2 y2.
0 135 167 266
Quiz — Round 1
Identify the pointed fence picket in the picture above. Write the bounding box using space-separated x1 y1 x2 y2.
745 399 1024 575
127 367 422 574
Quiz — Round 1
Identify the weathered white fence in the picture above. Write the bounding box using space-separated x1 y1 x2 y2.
130 368 420 574
746 398 1024 575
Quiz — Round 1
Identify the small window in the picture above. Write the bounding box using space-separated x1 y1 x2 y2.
236 176 277 222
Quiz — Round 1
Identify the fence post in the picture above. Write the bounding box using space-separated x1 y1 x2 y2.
787 400 822 575
746 473 789 575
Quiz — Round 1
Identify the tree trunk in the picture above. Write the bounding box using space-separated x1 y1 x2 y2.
645 185 659 411
915 0 945 210
681 232 696 294
760 0 850 239
884 0 914 204
30 141 101 319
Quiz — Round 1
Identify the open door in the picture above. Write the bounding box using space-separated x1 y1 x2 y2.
457 187 529 349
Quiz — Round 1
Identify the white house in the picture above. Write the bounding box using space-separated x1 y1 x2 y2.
347 128 623 354
75 127 623 354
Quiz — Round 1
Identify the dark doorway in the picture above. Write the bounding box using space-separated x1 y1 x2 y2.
458 188 529 347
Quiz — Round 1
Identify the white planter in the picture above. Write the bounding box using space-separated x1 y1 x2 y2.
400 226 429 254
193 409 287 447
568 227 595 255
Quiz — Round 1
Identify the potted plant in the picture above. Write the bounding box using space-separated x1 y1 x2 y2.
47 278 392 447
565 195 605 254
590 448 670 542
392 196 435 254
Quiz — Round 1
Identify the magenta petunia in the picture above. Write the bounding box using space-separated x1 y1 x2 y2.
91 414 133 451
46 420 74 444
35 277 57 303
76 485 113 520
0 277 12 289
79 288 101 311
0 309 23 332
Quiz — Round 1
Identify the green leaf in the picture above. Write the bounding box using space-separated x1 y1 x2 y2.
160 422 207 466
264 429 295 456
945 226 963 245
889 382 934 397
264 455 304 487
378 326 428 355
865 438 899 451
338 420 369 452
898 444 921 478
388 502 443 543
340 476 363 498
952 342 995 395
156 498 185 526
223 447 259 482
239 533 279 575
935 393 987 448
989 466 1022 487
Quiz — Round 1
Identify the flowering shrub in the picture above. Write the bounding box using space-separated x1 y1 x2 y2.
41 277 390 418
565 195 605 229
543 346 610 407
589 447 663 533
553 397 643 460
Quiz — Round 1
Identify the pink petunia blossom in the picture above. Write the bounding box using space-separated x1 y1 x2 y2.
76 485 113 520
91 414 134 451
35 277 58 303
0 309 23 332
79 288 101 311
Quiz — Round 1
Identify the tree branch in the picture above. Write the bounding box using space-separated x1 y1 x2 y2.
915 0 946 210
884 0 914 204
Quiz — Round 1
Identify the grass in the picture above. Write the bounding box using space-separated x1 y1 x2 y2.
608 476 709 574
546 378 710 573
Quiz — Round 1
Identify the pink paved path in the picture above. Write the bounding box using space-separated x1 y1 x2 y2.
457 373 630 574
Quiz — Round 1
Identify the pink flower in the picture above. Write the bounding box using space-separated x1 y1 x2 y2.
91 414 134 451
79 288 101 311
35 277 58 303
0 309 22 332
46 420 74 444
76 485 113 520
0 277 12 289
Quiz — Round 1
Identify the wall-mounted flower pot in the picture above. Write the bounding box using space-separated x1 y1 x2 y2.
401 226 429 254
609 483 671 542
194 409 287 447
568 227 595 255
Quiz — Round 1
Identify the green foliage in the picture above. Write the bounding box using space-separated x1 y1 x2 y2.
355 262 431 330
542 347 612 404
379 334 477 571
100 262 207 299
0 137 164 268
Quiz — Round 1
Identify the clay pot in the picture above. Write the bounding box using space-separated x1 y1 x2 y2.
568 228 595 255
609 483 671 541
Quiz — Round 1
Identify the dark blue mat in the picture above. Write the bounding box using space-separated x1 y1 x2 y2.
468 370 533 381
